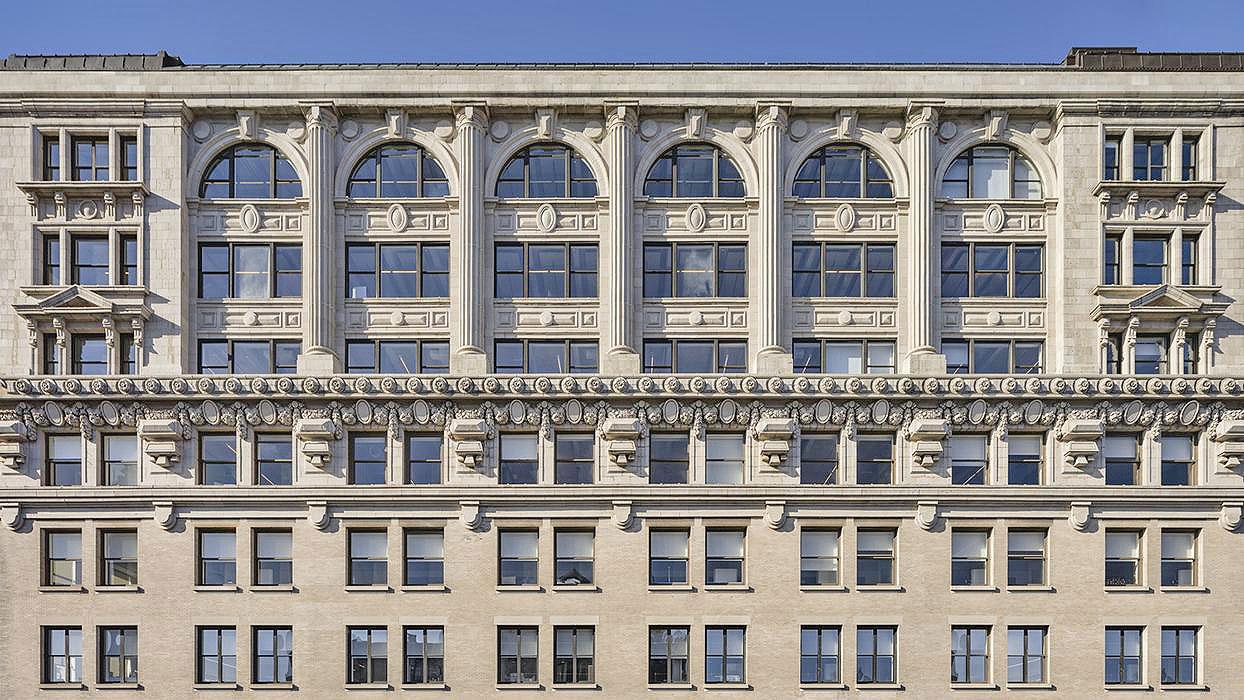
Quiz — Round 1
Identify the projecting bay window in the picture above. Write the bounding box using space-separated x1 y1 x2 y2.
643 242 746 298
198 243 301 299
1106 131 1203 183
941 243 1043 298
1133 138 1168 181
346 242 449 298
793 338 896 374
39 130 141 183
495 243 598 298
792 242 895 297
345 339 449 374
494 339 598 374
39 230 140 286
944 339 1042 374
198 339 300 374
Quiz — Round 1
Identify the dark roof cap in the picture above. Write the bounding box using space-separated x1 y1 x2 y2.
1065 46 1244 71
2 51 183 70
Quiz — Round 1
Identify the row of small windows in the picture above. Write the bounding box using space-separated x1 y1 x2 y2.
40 132 139 182
188 141 1043 201
36 429 1200 488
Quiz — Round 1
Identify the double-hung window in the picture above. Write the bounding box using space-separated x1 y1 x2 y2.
1007 627 1046 684
800 529 840 586
1104 434 1140 486
1160 435 1195 486
951 530 989 587
348 530 388 586
705 434 744 484
403 627 444 685
494 339 598 374
406 435 442 484
1105 530 1141 587
705 626 746 685
100 530 138 586
1105 627 1143 686
102 434 139 486
553 626 594 685
800 435 839 484
856 529 896 586
800 626 841 685
553 530 594 586
949 435 988 485
643 243 746 297
253 627 293 685
793 338 896 374
349 434 387 485
792 242 895 297
705 529 745 585
198 243 301 299
649 530 689 585
346 242 449 298
46 434 82 486
254 530 293 586
197 626 237 684
951 626 990 685
498 627 538 685
404 530 444 586
495 243 598 298
554 433 593 484
198 530 236 586
649 626 690 685
856 626 897 685
498 530 538 586
499 434 538 485
44 530 82 587
44 627 83 684
1006 530 1046 587
855 436 894 485
255 434 293 486
348 627 388 684
649 434 689 484
100 627 139 685
1007 435 1042 485
1160 530 1196 587
200 434 237 485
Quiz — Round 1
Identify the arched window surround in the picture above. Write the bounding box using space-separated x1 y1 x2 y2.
784 133 909 199
345 142 450 199
634 133 758 201
484 130 610 202
494 142 598 199
791 142 895 199
642 142 745 199
198 142 304 200
934 134 1055 202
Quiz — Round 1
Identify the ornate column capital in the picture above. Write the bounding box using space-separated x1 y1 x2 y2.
905 102 940 130
301 102 338 131
605 102 638 132
454 103 489 132
755 102 789 133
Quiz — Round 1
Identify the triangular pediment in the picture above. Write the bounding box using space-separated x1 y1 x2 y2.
1127 285 1204 312
29 285 116 313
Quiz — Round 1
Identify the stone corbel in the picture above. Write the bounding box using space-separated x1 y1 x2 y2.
385 108 406 137
534 108 557 138
984 109 1009 139
907 418 948 468
836 109 858 138
1069 501 1093 532
152 501 178 531
611 500 634 530
686 107 706 138
307 500 332 531
764 501 788 530
1 503 22 531
459 500 486 531
102 317 115 347
754 417 796 467
0 421 28 469
1057 418 1104 468
295 418 337 469
1219 502 1242 532
1211 419 1244 471
915 501 940 531
601 417 642 469
237 110 256 139
137 419 181 468
448 418 488 470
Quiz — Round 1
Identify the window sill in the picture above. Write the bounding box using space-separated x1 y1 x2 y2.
251 584 296 593
857 584 904 592
1006 585 1055 593
401 584 448 593
38 585 85 593
552 584 600 592
1104 684 1152 691
950 585 998 593
193 683 241 691
1160 684 1209 691
401 683 447 690
951 682 999 690
39 683 86 690
345 683 392 691
648 583 695 592
193 585 240 593
252 682 295 690
95 585 141 593
857 683 904 690
799 683 848 690
705 682 751 690
551 683 600 690
496 683 543 690
703 583 752 592
1160 586 1209 593
97 683 142 690
1007 683 1055 690
1105 585 1152 594
648 683 695 690
344 584 392 593
799 584 847 592
496 584 543 592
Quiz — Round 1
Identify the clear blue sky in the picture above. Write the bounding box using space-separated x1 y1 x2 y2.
2 0 1243 64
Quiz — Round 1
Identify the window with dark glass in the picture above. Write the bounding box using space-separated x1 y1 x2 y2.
705 434 744 485
801 626 841 684
346 242 448 298
1160 435 1195 486
705 529 744 585
403 626 444 685
254 530 293 586
793 339 896 374
100 627 139 685
1103 137 1121 181
1134 335 1169 375
44 627 83 684
46 434 82 486
498 530 538 586
102 434 138 486
255 434 293 486
1133 138 1168 181
497 627 538 685
1133 237 1167 285
800 529 839 586
792 242 895 298
649 433 689 484
119 234 139 286
349 434 387 485
404 530 443 586
347 143 449 198
554 626 594 685
1161 627 1198 685
941 145 1041 199
941 243 1043 298
705 626 745 685
200 434 237 485
43 135 60 181
198 530 236 586
856 626 896 685
952 626 990 684
197 339 300 375
1105 530 1141 587
1105 627 1143 686
495 243 597 298
649 530 689 586
857 529 895 586
253 627 293 684
1181 235 1198 285
793 144 893 198
1103 234 1122 285
1104 434 1140 486
198 243 301 299
72 136 108 181
554 433 593 484
406 435 442 484
71 235 108 285
554 530 594 585
499 434 538 485
99 530 138 586
200 144 302 199
1181 136 1198 181
1160 530 1196 587
42 333 60 375
800 435 838 484
951 530 989 586
344 339 449 374
649 626 690 684
348 627 387 684
643 339 747 373
496 143 597 198
494 339 598 374
70 334 108 375
1007 435 1042 485
349 530 388 586
944 339 1042 374
1007 627 1046 684
120 136 138 181
44 530 81 587
950 435 988 485
856 435 893 485
643 243 746 298
117 332 134 376
1007 530 1045 587
42 234 61 285
644 143 744 198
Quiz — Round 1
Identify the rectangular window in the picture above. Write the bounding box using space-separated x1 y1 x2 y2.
1160 435 1195 486
800 529 840 586
99 530 138 586
255 434 293 486
1104 434 1140 486
71 235 108 285
649 626 690 685
71 334 108 375
649 433 690 484
200 434 237 485
349 434 387 485
793 338 896 374
254 530 293 586
99 626 139 684
1007 627 1046 684
118 333 138 375
705 528 745 585
1105 627 1143 686
949 435 988 485
406 435 442 484
1181 235 1198 285
499 530 538 586
649 530 689 585
42 333 60 374
493 339 599 374
102 434 138 486
42 234 61 285
1181 136 1198 181
705 433 744 485
346 242 450 298
1103 234 1122 285
1007 435 1042 485
791 242 895 298
553 626 595 685
348 530 388 586
1161 627 1198 685
46 434 82 486
1133 237 1167 285
43 134 60 181
495 242 598 298
197 243 301 299
1105 530 1141 587
119 233 139 286
1007 530 1046 587
643 242 746 298
348 627 388 684
856 435 894 485
554 530 594 586
197 339 300 374
71 136 108 181
951 626 990 684
1103 137 1121 181
404 529 444 586
1134 335 1169 375
1160 530 1196 587
499 434 538 485
800 626 840 684
44 627 83 683
856 626 896 685
345 339 449 374
403 626 444 685
197 626 237 684
120 136 138 181
800 435 839 485
498 626 538 685
198 530 236 586
554 433 593 485
642 338 747 374
705 626 745 685
944 339 1043 374
941 243 1043 298
44 530 82 587
951 530 989 587
1134 138 1168 181
856 529 896 586
253 627 292 685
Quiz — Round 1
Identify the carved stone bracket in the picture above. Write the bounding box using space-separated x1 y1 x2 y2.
295 418 337 469
0 420 27 469
601 417 642 469
1 502 22 531
448 418 488 469
152 501 178 531
1220 502 1243 532
764 500 787 530
908 418 948 468
1069 501 1093 532
307 500 332 531
754 417 796 467
459 500 486 531
915 500 940 531
1211 419 1244 471
611 500 634 530
1057 418 1104 468
137 419 181 468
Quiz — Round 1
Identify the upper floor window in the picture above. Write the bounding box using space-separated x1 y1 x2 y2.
72 136 109 181
496 243 597 298
347 243 448 299
494 339 598 374
793 339 896 374
348 530 388 586
345 339 450 374
793 242 895 298
102 434 139 486
650 434 690 484
941 243 1043 298
941 144 1041 200
1133 138 1168 181
644 143 744 198
200 144 302 199
121 136 139 181
643 339 747 374
46 434 82 486
198 339 300 375
793 144 893 198
644 243 746 298
348 143 448 198
43 135 60 181
944 339 1043 375
199 243 301 299
497 144 597 199
1105 133 1201 182
949 435 988 485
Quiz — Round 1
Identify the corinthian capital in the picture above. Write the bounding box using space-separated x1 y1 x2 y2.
756 103 788 132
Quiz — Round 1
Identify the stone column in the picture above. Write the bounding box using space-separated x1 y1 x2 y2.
601 103 641 374
903 104 946 374
451 104 489 375
297 103 340 375
754 102 792 374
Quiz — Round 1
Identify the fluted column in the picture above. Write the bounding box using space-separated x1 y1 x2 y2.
451 104 489 375
754 103 792 374
297 103 340 375
602 103 640 374
903 104 946 374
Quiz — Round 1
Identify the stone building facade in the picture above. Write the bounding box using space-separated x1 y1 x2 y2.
1 47 1243 696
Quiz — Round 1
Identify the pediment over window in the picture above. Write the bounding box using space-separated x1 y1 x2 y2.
1092 284 1228 325
15 285 150 321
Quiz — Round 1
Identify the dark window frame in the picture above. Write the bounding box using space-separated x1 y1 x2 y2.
98 529 138 587
347 626 388 685
648 625 691 685
71 135 109 181
197 528 237 587
498 529 539 587
199 143 302 199
643 143 745 198
493 338 599 374
254 433 294 486
403 528 444 587
197 242 301 299
553 626 595 685
345 241 449 299
642 338 747 374
1007 626 1047 684
348 433 388 485
941 144 1042 199
943 338 1043 375
1160 626 1198 686
402 626 445 685
1006 529 1046 587
99 626 139 685
494 242 598 299
196 626 238 684
252 626 293 685
704 625 746 685
43 626 84 684
1105 626 1144 686
196 339 301 375
856 626 897 685
800 625 841 685
792 241 896 298
554 432 594 485
940 242 1044 298
496 143 598 199
253 529 293 587
347 143 449 199
643 242 748 298
348 529 389 587
344 338 450 375
553 529 594 586
792 338 897 374
792 144 894 199
951 626 991 685
497 626 539 685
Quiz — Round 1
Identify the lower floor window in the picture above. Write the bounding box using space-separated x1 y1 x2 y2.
951 626 990 684
348 627 387 684
99 627 138 684
1007 627 1046 684
404 626 445 685
553 626 595 685
498 626 538 685
197 626 237 684
1161 627 1198 685
44 627 83 684
253 627 292 684
705 626 745 684
856 626 896 685
1105 627 1143 686
649 626 690 685
800 626 840 684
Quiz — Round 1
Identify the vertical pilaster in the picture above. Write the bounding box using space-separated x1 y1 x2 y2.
297 103 340 375
903 104 946 374
451 104 489 375
602 103 640 374
754 103 792 374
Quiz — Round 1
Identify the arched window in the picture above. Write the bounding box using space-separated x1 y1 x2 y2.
941 145 1042 200
347 143 449 198
496 143 597 198
644 143 744 198
793 144 893 198
200 144 301 199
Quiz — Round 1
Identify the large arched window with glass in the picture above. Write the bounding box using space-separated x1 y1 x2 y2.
643 143 744 198
200 144 302 199
495 143 597 198
347 143 449 198
793 144 894 198
940 144 1042 199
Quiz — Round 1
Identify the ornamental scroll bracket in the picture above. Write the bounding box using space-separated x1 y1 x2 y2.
460 500 486 532
1 502 23 531
0 421 27 469
1211 420 1244 472
1220 502 1243 532
601 417 642 470
764 501 788 530
915 500 940 531
907 418 948 468
1057 418 1104 469
136 419 181 468
611 500 635 530
1069 501 1093 532
754 417 796 468
307 500 332 531
448 418 488 470
295 418 337 470
152 501 178 531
